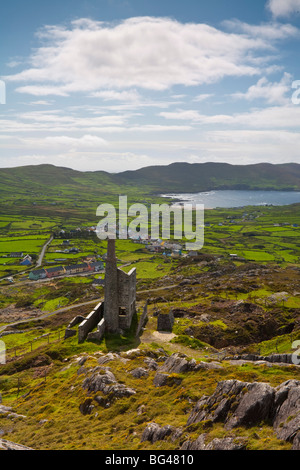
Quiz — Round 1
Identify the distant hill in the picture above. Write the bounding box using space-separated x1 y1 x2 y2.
1 162 300 197
114 162 300 192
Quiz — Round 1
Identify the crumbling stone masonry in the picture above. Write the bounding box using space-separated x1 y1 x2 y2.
78 302 104 343
157 310 174 332
65 239 137 342
104 239 136 333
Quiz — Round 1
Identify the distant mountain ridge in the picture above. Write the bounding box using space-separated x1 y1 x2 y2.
1 162 300 194
114 162 300 192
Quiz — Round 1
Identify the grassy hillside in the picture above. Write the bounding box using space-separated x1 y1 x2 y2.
1 162 300 201
114 162 300 192
0 201 300 450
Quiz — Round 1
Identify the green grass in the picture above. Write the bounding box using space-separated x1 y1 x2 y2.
170 335 212 350
41 297 70 312
0 236 48 254
1 197 300 449
62 276 94 284
0 343 299 450
123 259 173 279
254 330 300 356
240 250 275 261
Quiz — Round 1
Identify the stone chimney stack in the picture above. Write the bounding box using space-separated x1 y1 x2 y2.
104 239 119 333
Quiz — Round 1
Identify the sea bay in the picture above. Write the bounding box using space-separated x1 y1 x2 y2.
162 190 300 209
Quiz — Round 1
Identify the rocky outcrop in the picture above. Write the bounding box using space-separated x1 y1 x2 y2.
293 433 300 450
159 353 196 374
273 380 300 449
181 434 247 450
0 405 27 420
186 379 300 448
79 398 94 415
225 382 274 430
142 379 300 449
141 423 246 450
80 367 136 413
82 368 136 399
153 372 183 388
152 353 194 387
143 357 159 371
227 353 298 365
97 352 120 365
141 423 182 443
152 353 222 387
140 376 300 449
130 367 149 378
0 438 34 451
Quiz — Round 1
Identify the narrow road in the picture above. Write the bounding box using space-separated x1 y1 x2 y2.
36 235 53 267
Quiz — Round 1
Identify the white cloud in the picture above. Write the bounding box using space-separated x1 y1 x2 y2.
29 100 53 106
267 0 300 18
6 60 23 68
91 89 141 102
160 104 300 129
223 18 299 40
5 16 294 96
196 128 300 165
20 134 108 149
0 150 159 173
193 93 214 102
15 85 69 97
129 124 192 132
0 107 192 138
232 73 292 105
160 110 206 122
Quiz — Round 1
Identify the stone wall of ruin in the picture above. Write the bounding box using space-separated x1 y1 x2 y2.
117 267 136 330
78 302 104 343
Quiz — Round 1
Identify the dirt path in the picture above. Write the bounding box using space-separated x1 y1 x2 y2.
140 328 214 359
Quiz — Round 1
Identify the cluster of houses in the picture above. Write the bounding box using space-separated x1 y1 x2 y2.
57 227 97 237
54 239 80 256
133 238 183 257
28 260 104 281
9 253 33 266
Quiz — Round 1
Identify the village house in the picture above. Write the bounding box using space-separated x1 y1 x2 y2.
9 252 24 258
29 269 47 281
64 262 89 275
66 247 80 254
45 266 65 278
28 259 104 281
20 254 32 266
170 250 181 258
89 260 104 272
146 242 164 253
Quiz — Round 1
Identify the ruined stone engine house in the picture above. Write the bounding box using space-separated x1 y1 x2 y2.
65 239 136 342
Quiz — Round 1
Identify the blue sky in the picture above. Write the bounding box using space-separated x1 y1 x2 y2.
1 0 300 172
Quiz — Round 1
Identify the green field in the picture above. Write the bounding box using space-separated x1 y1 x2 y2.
0 199 300 280
0 236 48 254
201 204 300 265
